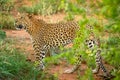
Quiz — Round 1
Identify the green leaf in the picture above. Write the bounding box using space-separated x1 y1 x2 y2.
0 30 6 40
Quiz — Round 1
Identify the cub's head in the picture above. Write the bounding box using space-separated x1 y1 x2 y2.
15 14 33 30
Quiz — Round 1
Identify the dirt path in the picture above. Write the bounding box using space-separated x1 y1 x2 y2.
5 30 103 80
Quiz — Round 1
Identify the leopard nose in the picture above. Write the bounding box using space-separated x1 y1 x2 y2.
18 24 23 29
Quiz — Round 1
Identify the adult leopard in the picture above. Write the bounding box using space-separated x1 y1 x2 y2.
15 14 79 71
15 14 111 79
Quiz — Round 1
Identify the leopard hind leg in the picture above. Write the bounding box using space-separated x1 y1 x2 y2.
64 54 82 73
93 49 112 79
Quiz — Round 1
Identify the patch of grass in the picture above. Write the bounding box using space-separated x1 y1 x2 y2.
19 0 61 15
18 0 87 16
0 0 14 12
0 0 15 29
0 30 6 40
77 68 94 80
0 13 15 29
0 39 58 80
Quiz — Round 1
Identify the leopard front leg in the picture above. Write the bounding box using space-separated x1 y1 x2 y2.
33 42 48 70
35 50 46 70
34 49 46 70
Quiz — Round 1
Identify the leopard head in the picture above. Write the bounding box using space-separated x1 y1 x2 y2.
15 13 33 30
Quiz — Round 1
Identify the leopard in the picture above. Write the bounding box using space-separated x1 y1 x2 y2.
15 14 79 70
15 14 111 79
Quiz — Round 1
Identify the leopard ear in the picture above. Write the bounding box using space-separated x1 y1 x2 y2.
16 12 23 18
27 14 33 18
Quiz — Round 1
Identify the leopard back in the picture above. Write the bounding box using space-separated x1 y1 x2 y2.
15 14 79 49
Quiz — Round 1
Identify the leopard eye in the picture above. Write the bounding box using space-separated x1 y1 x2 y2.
21 16 23 19
15 20 18 23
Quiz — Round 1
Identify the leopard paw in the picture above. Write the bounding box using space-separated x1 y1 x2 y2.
92 69 99 74
64 68 74 74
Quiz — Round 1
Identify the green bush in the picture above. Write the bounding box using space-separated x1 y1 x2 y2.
102 36 120 79
0 13 15 29
0 0 15 29
0 30 6 40
77 68 94 80
0 0 14 12
100 1 120 79
19 0 61 15
0 40 58 80
101 0 120 33
19 0 86 16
